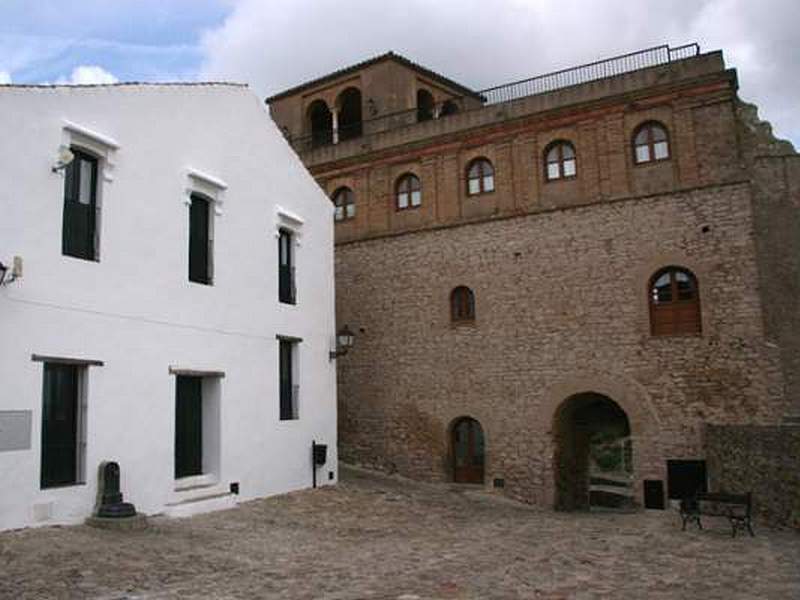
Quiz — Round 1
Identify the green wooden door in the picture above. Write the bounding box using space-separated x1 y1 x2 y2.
175 376 203 478
41 364 79 488
62 149 97 260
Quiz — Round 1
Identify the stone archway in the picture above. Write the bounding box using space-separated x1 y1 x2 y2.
307 99 333 147
553 393 633 511
337 87 362 141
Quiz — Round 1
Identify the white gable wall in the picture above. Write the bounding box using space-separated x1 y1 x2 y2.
0 84 337 530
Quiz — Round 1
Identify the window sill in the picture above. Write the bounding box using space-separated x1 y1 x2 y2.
544 175 578 184
648 332 703 339
633 157 671 167
450 320 476 329
465 189 496 199
41 481 86 491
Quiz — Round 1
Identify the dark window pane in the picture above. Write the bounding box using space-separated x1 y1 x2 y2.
41 364 79 488
279 340 295 420
62 149 97 260
279 230 295 304
175 376 203 478
188 195 211 284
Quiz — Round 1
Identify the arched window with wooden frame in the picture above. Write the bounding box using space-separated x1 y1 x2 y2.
331 186 355 222
649 267 701 336
544 141 577 181
466 158 495 196
633 121 670 164
396 173 421 210
450 286 476 323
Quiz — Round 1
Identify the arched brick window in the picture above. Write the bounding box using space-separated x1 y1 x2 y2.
545 141 577 181
633 121 670 164
466 158 495 196
649 267 701 336
331 186 355 222
451 286 475 323
396 173 421 210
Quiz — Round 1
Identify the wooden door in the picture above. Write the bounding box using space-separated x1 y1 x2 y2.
41 364 79 487
175 375 203 478
62 149 97 260
453 418 485 484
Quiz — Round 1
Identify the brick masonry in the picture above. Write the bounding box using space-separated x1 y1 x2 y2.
335 183 788 507
268 49 799 511
706 424 800 528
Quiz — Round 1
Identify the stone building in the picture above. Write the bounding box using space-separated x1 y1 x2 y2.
267 45 799 514
0 83 337 531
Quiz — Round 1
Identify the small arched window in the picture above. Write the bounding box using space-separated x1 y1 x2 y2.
466 158 495 196
633 121 670 164
396 173 421 210
545 141 577 181
451 286 475 323
649 267 701 336
331 187 355 222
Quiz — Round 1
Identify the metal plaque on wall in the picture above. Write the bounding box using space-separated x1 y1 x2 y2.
0 411 32 452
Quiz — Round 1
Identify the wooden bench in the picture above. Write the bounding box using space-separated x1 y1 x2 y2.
680 492 754 537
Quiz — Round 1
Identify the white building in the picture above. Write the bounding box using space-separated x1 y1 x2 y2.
0 83 338 531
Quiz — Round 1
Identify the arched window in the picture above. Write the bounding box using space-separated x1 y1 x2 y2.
440 100 459 117
396 173 421 210
649 267 701 336
451 286 475 323
417 89 435 122
331 187 355 222
337 87 362 141
308 100 333 147
466 158 495 196
633 121 670 164
545 141 577 181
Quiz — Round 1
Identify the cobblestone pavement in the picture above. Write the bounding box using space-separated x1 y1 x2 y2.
1 466 798 600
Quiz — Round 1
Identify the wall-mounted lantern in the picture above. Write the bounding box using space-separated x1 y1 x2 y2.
329 325 355 360
51 145 74 173
0 256 21 286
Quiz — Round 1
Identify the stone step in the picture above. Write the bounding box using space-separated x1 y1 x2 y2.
782 415 800 425
163 492 237 519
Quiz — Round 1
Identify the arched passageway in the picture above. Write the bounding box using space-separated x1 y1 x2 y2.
417 89 434 122
308 100 333 147
337 87 363 141
553 393 633 511
451 417 484 484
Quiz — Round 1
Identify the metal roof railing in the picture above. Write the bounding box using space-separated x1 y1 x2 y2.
287 43 701 153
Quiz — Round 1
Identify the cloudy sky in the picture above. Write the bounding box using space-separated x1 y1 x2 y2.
2 0 798 144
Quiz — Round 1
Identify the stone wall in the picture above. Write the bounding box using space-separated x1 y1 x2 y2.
705 424 800 528
335 182 787 507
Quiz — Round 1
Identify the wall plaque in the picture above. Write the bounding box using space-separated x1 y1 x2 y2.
0 411 32 452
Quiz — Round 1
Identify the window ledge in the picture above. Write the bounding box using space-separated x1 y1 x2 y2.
40 481 86 491
63 120 120 150
187 168 228 191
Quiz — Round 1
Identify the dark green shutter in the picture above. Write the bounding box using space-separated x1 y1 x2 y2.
62 149 97 260
188 195 211 284
278 230 295 303
175 376 203 478
41 364 79 488
279 340 293 420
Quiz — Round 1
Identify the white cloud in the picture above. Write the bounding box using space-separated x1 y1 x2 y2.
198 0 799 145
56 65 118 85
0 71 11 84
